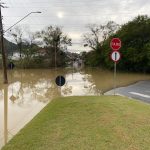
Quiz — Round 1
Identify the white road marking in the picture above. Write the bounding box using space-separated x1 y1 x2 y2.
129 92 150 98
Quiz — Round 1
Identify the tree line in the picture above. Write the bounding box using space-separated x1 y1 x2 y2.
82 15 150 73
3 25 72 68
2 15 150 72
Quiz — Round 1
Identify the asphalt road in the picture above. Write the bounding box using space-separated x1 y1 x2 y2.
105 81 150 103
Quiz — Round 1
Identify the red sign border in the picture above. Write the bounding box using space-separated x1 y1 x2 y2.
110 51 121 62
110 38 122 51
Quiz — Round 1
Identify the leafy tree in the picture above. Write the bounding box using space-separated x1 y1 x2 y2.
83 21 119 50
102 15 150 72
37 26 71 67
83 15 150 73
83 21 119 67
23 32 39 59
10 26 23 59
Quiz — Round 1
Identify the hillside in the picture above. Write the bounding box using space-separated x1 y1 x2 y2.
0 38 17 55
4 38 17 54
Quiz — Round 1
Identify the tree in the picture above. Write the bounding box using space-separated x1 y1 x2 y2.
37 26 72 67
83 21 119 67
10 26 23 59
23 32 39 59
83 21 119 51
102 15 150 72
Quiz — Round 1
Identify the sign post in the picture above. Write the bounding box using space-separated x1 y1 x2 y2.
110 38 122 95
114 62 116 95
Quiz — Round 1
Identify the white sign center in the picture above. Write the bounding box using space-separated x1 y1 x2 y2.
111 51 121 62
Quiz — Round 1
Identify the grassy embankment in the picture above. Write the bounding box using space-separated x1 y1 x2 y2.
2 96 150 150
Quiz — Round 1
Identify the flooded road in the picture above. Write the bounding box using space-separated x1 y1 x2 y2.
1 68 150 148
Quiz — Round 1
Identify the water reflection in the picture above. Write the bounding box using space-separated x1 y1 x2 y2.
1 68 150 148
4 85 8 145
61 72 101 96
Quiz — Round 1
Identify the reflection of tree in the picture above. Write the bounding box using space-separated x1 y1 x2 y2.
61 85 72 95
9 95 17 103
9 70 17 103
0 69 73 108
45 84 61 100
0 90 3 101
1 68 112 106
4 85 8 145
83 68 114 94
82 74 102 95
61 71 102 96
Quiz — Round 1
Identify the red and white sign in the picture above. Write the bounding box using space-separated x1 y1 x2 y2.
110 51 121 62
110 38 121 51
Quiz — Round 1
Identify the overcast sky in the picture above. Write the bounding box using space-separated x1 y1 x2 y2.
1 0 150 53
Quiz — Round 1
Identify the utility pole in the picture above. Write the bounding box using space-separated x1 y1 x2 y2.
0 2 8 84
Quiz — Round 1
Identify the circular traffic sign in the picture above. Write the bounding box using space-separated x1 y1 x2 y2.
55 76 66 87
110 51 121 62
110 38 121 51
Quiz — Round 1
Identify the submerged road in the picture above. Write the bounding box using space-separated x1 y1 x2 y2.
105 80 150 103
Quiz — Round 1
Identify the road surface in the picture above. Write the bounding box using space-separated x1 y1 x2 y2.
105 81 150 103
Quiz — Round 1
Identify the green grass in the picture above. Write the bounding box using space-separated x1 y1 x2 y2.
2 96 150 150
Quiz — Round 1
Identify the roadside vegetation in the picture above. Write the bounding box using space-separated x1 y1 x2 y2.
1 15 150 72
2 96 150 150
82 15 150 72
2 25 72 69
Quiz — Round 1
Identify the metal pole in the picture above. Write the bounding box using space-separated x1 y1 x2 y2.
114 62 117 95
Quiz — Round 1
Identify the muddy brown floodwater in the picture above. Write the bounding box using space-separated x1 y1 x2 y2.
0 68 150 148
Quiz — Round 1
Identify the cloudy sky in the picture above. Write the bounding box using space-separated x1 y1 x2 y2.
1 0 150 52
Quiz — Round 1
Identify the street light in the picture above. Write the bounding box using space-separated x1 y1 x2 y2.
4 11 42 34
1 11 41 84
